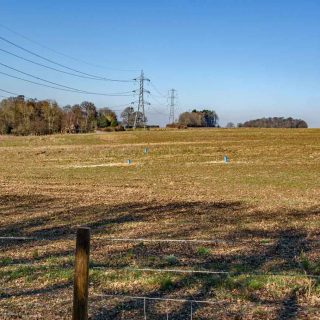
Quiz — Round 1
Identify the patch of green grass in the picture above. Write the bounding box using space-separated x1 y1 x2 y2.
46 256 60 265
0 264 73 283
225 275 267 291
196 246 210 256
158 275 174 291
44 268 73 281
0 265 38 281
0 257 13 266
260 238 272 245
164 255 178 266
230 264 251 273
246 278 265 290
90 269 144 285
90 269 111 283
147 255 157 265
299 253 320 274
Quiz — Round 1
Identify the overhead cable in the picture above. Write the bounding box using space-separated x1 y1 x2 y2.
0 70 133 96
0 35 134 82
150 81 167 99
0 62 134 95
0 48 132 81
0 23 139 72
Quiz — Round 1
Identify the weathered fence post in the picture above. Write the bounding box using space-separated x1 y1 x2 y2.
72 227 90 320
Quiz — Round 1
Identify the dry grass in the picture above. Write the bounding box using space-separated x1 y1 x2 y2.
0 128 319 319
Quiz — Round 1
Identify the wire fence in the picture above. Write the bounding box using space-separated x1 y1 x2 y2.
89 235 320 319
93 237 320 278
91 266 320 279
1 231 320 319
94 293 229 320
92 293 320 320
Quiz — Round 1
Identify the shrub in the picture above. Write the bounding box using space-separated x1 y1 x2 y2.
164 255 178 265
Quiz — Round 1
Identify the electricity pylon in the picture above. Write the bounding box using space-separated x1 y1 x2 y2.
133 70 150 129
169 88 177 124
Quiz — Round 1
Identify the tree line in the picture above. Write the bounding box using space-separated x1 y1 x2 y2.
238 117 308 128
178 109 219 127
0 96 120 135
1 95 308 135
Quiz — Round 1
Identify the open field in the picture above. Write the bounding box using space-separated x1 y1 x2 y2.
0 128 320 319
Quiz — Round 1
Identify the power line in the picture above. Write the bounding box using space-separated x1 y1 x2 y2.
0 63 134 96
149 81 167 99
107 103 132 111
0 88 19 96
0 48 132 82
148 107 169 117
0 71 79 93
0 88 27 98
0 35 134 82
0 71 133 96
0 88 35 100
0 23 139 72
148 94 170 118
0 61 93 93
149 93 168 108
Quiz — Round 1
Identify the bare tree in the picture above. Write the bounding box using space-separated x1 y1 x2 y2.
120 106 146 128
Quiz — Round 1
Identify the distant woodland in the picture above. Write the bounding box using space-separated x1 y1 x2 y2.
0 96 122 135
178 109 219 127
0 96 309 135
238 117 308 128
0 95 154 135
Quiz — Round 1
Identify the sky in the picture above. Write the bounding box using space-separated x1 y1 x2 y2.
1 0 320 127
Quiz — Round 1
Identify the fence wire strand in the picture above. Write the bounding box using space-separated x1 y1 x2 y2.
0 237 40 240
99 237 226 244
91 266 320 279
94 293 223 305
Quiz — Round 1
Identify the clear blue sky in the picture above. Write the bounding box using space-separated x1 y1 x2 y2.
1 0 320 127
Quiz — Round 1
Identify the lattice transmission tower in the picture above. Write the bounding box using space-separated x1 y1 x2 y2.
169 88 177 124
132 70 150 129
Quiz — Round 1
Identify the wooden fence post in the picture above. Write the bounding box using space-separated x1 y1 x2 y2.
72 227 90 320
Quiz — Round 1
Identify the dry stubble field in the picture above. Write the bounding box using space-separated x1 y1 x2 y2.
0 128 319 319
